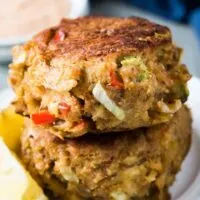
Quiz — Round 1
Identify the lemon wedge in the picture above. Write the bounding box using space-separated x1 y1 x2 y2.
0 106 24 152
0 138 48 200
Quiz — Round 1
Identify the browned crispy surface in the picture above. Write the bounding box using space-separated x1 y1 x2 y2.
21 106 192 200
9 16 191 137
31 16 171 60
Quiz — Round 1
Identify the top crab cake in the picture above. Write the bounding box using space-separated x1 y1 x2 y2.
9 16 191 138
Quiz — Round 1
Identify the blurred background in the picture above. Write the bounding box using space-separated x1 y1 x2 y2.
0 0 200 90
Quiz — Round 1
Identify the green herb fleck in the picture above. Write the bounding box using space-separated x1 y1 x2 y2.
136 72 149 82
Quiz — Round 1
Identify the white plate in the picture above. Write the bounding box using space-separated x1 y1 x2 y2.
0 77 200 199
0 0 89 63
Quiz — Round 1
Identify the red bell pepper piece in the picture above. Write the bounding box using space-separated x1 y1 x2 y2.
32 111 55 125
110 70 124 89
52 30 65 42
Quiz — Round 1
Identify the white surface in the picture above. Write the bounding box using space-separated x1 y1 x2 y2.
0 77 200 199
68 0 89 19
170 77 200 200
0 66 8 90
0 0 89 63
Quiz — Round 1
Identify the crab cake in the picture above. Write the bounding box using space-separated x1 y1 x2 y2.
9 16 191 138
21 106 191 200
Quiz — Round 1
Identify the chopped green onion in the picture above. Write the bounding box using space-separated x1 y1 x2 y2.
121 56 146 69
136 72 148 82
121 56 150 82
92 82 125 120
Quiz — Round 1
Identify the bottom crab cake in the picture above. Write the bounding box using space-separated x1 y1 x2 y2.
21 106 191 200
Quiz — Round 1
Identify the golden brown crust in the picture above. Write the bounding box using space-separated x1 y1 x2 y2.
21 106 192 200
30 16 172 60
9 16 191 138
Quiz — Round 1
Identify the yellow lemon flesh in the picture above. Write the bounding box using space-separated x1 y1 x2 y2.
0 106 24 152
0 138 48 200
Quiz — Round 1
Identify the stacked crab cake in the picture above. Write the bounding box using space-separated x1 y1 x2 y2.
21 106 191 200
9 16 192 200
